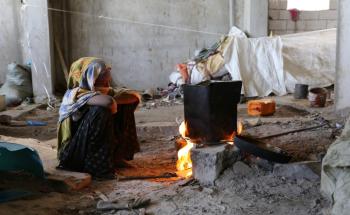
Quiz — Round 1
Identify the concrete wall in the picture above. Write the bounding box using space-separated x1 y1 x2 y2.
336 0 350 110
232 0 268 37
0 0 22 84
269 0 338 35
49 0 69 94
67 0 231 90
20 0 54 100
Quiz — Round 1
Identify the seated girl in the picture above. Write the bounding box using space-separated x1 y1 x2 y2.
57 57 140 178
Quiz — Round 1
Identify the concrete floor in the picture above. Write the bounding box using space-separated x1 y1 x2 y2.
0 95 340 214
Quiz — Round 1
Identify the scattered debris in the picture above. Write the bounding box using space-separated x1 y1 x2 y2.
258 122 329 140
273 162 321 181
232 161 253 176
96 197 151 211
118 172 177 181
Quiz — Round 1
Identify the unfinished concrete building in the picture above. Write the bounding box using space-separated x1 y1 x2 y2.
0 0 350 214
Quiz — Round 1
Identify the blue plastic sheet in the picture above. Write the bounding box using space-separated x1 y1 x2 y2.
0 142 44 178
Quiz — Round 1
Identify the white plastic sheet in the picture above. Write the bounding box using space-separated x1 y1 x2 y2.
170 27 336 97
322 118 350 215
226 29 336 97
226 37 286 97
282 29 336 92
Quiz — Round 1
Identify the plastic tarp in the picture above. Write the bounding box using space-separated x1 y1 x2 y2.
225 36 286 97
225 29 336 97
321 118 350 215
0 142 44 178
282 29 336 92
170 27 336 97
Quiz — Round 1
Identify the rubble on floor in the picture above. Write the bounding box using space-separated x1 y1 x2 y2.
0 95 344 214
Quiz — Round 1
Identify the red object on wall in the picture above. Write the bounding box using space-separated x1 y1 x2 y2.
289 9 300 22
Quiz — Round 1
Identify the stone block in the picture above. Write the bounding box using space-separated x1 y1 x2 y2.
286 20 297 30
319 10 338 20
269 0 287 9
299 11 320 20
269 9 280 20
273 161 321 181
47 169 92 190
279 10 290 20
232 161 253 176
269 20 287 30
330 0 338 10
327 20 338 28
305 20 327 30
191 144 240 186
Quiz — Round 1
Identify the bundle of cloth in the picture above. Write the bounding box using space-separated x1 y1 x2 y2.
170 27 336 97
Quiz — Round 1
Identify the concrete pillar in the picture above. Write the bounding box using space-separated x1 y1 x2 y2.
336 0 350 110
20 0 54 102
243 0 268 37
0 0 23 83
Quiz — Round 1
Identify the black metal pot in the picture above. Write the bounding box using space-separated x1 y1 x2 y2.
183 81 242 144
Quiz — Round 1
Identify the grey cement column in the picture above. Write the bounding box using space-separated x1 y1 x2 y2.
243 0 268 37
336 0 350 110
20 0 54 102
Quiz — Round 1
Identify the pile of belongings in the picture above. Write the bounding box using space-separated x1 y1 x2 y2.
170 27 336 97
0 63 33 106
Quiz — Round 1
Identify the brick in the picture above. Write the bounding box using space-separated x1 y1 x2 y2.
279 10 290 20
47 169 92 191
269 9 280 20
327 20 337 29
273 30 296 36
269 0 287 9
330 0 338 10
305 20 327 30
191 144 240 186
319 10 338 20
286 20 297 30
295 20 307 30
296 20 327 31
269 20 287 30
299 11 319 20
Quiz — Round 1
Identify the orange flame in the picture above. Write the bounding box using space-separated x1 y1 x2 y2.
176 121 193 177
227 120 244 145
237 119 243 135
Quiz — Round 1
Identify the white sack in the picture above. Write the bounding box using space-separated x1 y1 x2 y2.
0 63 33 105
282 29 336 92
226 37 286 97
322 118 350 215
226 29 336 97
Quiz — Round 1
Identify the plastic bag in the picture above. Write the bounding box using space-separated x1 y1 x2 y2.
0 63 33 106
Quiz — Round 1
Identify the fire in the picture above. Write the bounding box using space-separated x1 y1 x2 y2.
176 121 194 177
176 120 244 176
227 120 244 145
237 119 243 135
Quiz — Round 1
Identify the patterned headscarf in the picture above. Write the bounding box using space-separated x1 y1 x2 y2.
59 57 111 122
